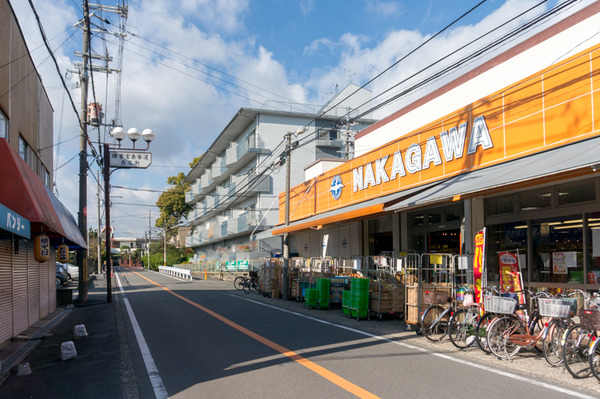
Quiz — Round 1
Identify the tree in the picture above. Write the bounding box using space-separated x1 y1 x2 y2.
189 155 203 168
156 172 193 230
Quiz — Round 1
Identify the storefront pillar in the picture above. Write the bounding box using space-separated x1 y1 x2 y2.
392 213 400 254
400 212 408 251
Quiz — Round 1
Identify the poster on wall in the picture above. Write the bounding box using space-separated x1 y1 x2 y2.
552 252 567 274
499 251 524 303
473 228 486 303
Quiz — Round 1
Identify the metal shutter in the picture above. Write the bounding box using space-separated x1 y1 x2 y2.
28 243 40 326
0 240 13 345
12 241 28 336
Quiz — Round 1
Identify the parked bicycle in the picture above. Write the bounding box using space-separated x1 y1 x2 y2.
561 291 600 378
421 289 453 342
475 288 549 354
448 289 481 349
486 292 576 361
233 270 260 294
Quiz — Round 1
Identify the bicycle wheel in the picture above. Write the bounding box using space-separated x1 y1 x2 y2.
244 279 258 293
475 312 495 353
543 318 569 366
449 308 479 349
234 276 246 290
487 314 522 360
562 324 593 379
590 336 600 381
421 305 449 342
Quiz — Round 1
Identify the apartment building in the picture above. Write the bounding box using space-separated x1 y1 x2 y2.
184 85 376 263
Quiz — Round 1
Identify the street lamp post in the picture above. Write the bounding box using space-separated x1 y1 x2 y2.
104 127 155 303
282 127 305 300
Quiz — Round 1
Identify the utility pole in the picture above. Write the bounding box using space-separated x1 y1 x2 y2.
76 0 90 303
163 219 167 266
72 1 127 302
148 209 151 269
97 170 102 274
282 127 306 300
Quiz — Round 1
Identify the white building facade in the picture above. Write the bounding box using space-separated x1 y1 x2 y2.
185 88 376 264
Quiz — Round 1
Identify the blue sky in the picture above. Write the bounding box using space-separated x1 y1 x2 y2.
10 0 589 238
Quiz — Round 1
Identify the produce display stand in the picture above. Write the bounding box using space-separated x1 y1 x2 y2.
404 253 454 330
369 275 405 320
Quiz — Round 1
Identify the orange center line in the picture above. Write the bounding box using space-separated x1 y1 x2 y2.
130 271 381 399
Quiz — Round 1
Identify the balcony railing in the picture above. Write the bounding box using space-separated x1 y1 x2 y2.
211 156 227 181
225 138 270 172
238 210 261 233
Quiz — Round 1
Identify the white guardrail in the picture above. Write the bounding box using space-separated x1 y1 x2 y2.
158 266 192 280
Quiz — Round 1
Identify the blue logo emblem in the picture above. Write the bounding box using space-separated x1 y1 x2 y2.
330 175 344 200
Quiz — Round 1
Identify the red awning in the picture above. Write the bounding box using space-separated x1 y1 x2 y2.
0 139 86 248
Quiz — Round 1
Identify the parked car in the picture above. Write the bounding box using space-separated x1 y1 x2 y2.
57 262 79 280
65 263 78 280
56 264 68 287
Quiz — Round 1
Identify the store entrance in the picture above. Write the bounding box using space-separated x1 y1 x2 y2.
428 229 461 254
370 231 393 255
411 229 461 254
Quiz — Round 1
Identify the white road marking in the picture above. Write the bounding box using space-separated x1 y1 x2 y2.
116 272 169 399
232 294 597 399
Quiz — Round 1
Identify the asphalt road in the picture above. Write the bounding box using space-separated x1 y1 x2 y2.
115 269 600 399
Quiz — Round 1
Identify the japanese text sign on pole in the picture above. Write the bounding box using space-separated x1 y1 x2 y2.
473 228 486 303
109 150 152 168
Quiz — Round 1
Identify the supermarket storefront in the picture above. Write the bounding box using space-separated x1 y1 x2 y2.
273 40 600 291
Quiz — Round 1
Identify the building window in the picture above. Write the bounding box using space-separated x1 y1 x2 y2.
0 109 7 140
519 187 552 211
557 180 596 206
19 136 28 162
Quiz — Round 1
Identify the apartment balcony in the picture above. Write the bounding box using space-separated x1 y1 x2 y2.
227 217 239 235
225 139 270 173
237 210 262 233
200 170 213 192
211 156 228 184
231 174 272 197
185 179 202 204
315 130 344 148
185 231 202 248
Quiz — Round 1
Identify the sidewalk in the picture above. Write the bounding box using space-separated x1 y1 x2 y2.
0 274 138 399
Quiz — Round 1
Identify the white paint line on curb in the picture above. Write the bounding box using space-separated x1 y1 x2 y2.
232 293 597 399
116 272 169 399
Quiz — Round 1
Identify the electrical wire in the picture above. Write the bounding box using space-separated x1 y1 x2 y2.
192 0 577 224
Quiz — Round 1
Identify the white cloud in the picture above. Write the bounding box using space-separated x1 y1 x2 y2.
365 0 404 18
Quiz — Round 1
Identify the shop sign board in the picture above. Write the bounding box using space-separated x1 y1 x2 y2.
279 43 600 226
110 150 152 168
0 203 30 239
225 261 236 271
499 251 524 304
236 260 249 270
473 228 486 304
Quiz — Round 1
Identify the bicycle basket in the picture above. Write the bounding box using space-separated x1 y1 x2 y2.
579 309 600 331
423 290 450 305
248 270 258 278
484 295 517 314
538 298 573 318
